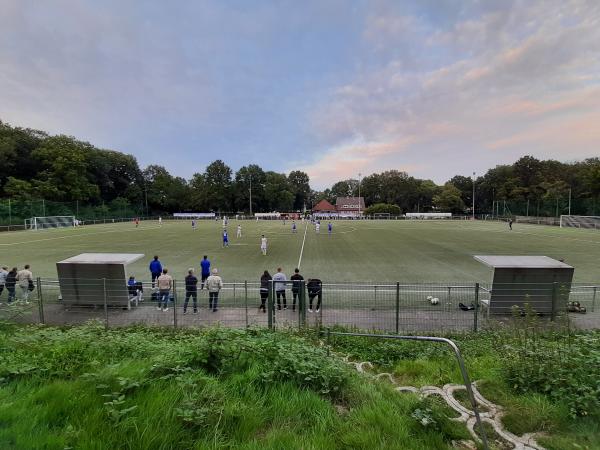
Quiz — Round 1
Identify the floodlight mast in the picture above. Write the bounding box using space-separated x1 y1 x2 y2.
472 172 476 220
358 172 362 217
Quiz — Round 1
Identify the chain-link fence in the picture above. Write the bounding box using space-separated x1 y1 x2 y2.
1 279 598 333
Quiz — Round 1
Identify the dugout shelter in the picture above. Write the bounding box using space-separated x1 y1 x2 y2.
474 255 574 315
57 253 144 308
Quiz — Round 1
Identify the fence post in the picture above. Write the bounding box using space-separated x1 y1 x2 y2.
173 280 178 329
395 282 400 334
267 280 274 330
592 286 597 312
299 280 306 329
551 282 558 321
473 283 479 332
374 285 378 310
244 281 249 328
103 278 109 330
36 277 45 324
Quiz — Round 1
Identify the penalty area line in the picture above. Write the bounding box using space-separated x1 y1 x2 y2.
297 222 308 270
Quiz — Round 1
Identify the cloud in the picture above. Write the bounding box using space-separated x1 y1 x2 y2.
300 0 600 187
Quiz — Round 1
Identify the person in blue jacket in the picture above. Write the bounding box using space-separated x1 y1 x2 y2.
149 255 162 287
200 255 211 290
222 229 229 247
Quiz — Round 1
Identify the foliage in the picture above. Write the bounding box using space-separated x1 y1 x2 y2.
364 203 402 215
433 183 466 213
0 323 483 449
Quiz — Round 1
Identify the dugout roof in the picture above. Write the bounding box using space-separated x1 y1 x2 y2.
474 255 573 269
58 253 145 265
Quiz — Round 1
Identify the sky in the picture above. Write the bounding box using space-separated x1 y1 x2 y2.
1 0 599 189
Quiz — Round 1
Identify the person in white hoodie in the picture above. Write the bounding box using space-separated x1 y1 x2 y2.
272 267 287 310
16 264 33 303
206 268 223 312
0 266 8 301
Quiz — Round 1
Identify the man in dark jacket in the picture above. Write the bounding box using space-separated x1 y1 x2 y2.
5 267 17 304
149 256 162 287
183 268 198 314
307 278 322 313
290 268 304 312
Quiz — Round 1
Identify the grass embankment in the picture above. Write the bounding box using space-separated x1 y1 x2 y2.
1 322 599 449
326 325 600 450
0 323 472 449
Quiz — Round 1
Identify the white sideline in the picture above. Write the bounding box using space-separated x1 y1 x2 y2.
297 222 308 269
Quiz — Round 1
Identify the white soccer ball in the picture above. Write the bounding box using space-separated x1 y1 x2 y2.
430 297 439 305
426 295 433 301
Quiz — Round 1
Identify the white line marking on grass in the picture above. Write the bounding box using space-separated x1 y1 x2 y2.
297 223 308 269
0 225 163 246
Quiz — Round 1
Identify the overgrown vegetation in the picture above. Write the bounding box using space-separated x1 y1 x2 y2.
322 319 600 450
0 323 473 449
1 320 599 449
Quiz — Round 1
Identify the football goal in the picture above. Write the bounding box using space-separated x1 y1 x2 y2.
373 213 391 219
560 215 600 229
25 216 76 230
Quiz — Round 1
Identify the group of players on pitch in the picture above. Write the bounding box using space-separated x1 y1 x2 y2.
191 216 334 254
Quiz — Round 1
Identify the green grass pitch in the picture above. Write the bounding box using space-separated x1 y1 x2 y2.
0 219 598 283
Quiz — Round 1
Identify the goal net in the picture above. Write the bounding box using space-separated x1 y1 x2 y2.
373 213 391 219
560 215 600 230
26 216 76 230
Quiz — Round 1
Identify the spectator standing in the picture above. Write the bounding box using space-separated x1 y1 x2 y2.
307 278 323 313
206 268 223 312
183 268 198 314
259 270 271 313
156 269 173 312
0 266 7 300
272 267 287 310
200 255 211 289
16 264 33 303
290 268 304 311
5 267 17 304
149 256 162 288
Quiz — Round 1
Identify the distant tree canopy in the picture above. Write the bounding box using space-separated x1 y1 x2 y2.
364 203 402 215
2 120 599 217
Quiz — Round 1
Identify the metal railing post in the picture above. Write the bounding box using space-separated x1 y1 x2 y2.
267 280 274 330
36 277 45 324
473 283 479 332
551 282 558 321
395 282 400 334
173 280 177 329
592 286 597 312
103 278 109 330
244 281 249 328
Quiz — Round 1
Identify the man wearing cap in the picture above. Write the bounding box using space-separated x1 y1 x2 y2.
206 268 223 312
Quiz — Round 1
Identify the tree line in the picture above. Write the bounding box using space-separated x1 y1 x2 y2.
1 120 599 219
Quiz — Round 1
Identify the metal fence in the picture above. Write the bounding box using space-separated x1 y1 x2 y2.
1 279 598 333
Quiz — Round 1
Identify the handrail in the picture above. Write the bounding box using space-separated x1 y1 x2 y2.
322 330 489 450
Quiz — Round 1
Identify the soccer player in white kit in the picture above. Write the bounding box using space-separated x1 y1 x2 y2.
158 216 162 226
260 235 267 255
315 222 320 233
237 224 242 238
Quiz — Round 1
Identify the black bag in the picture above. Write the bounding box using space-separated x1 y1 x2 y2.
28 279 35 292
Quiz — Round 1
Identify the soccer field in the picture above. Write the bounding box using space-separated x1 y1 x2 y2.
0 219 598 283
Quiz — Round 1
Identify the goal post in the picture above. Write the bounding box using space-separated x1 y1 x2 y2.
560 215 600 229
373 213 391 219
27 216 76 230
